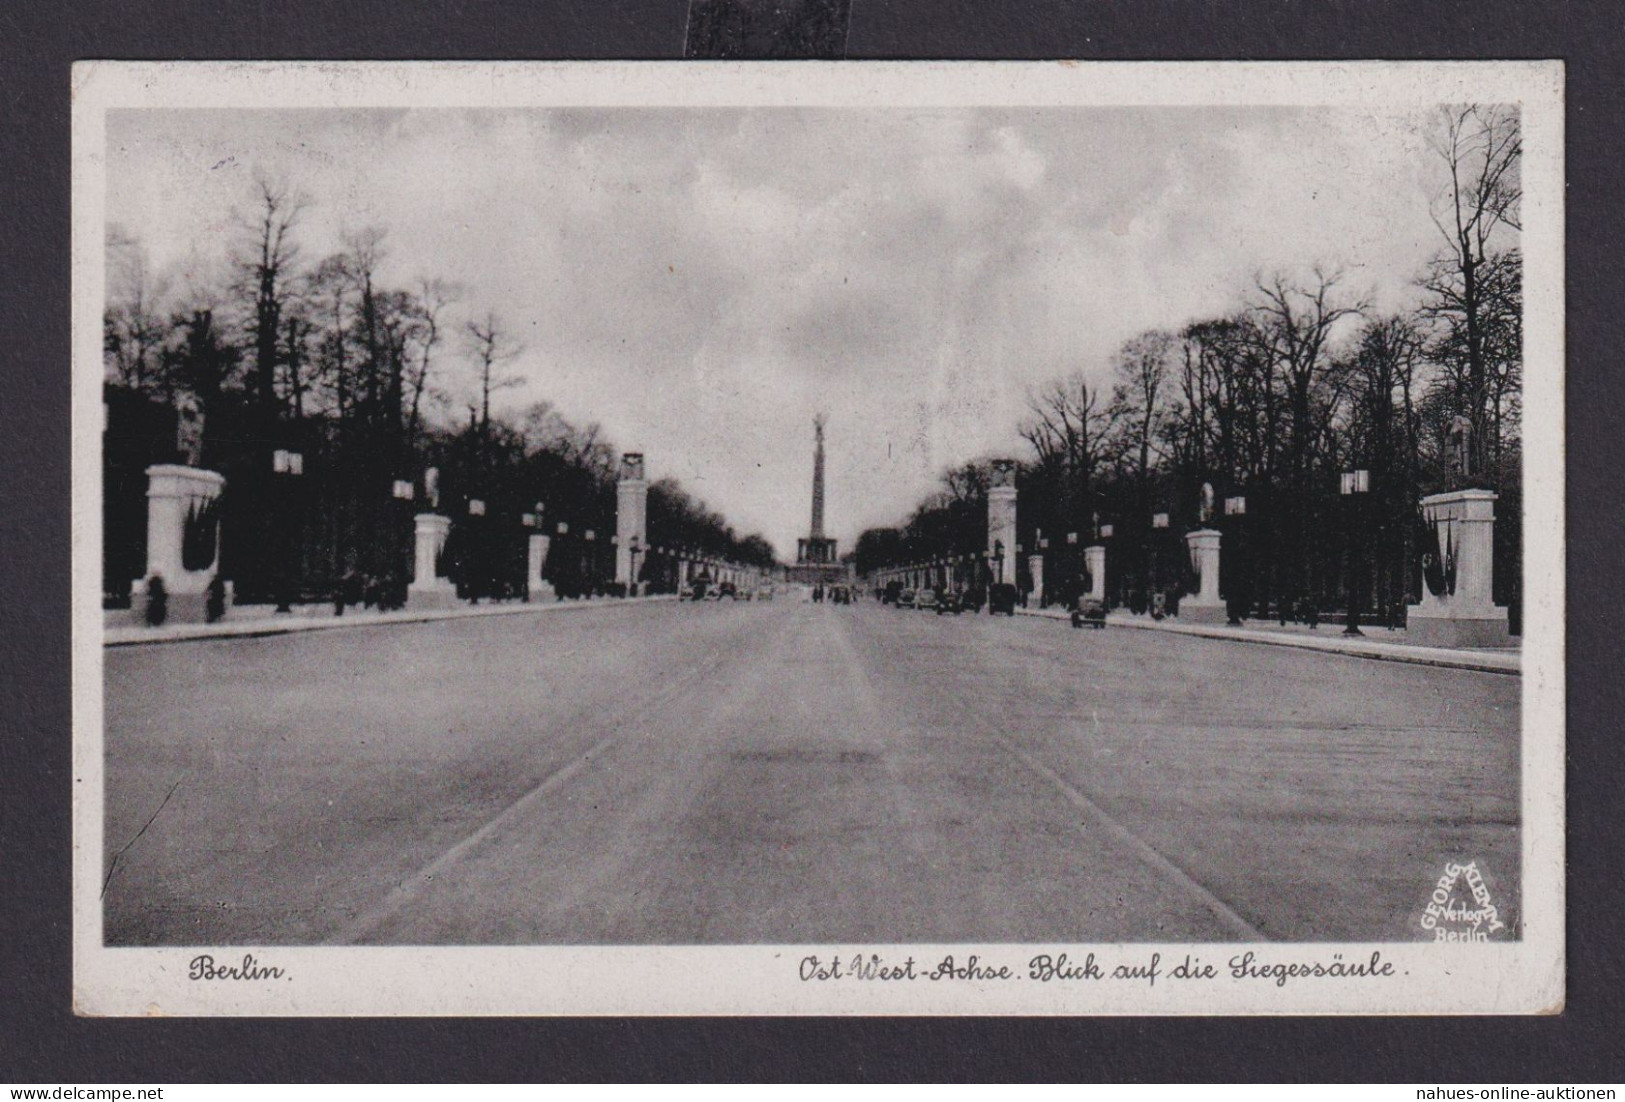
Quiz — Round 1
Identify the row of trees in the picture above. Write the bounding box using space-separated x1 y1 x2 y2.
103 177 776 604
855 106 1523 629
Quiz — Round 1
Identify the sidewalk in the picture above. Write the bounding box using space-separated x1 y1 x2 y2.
104 594 678 647
1016 605 1520 676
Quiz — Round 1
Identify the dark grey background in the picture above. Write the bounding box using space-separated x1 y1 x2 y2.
2 0 1620 1083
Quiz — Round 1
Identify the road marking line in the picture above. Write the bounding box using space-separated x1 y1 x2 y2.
995 736 1268 942
332 737 616 944
330 611 748 944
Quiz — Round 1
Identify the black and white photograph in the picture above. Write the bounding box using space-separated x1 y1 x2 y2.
71 61 1564 1016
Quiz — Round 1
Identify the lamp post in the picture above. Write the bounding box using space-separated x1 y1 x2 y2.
1223 494 1246 625
1036 535 1049 607
390 477 415 610
1065 530 1079 607
521 508 537 602
555 520 572 598
1150 511 1169 610
466 497 487 603
272 447 304 613
1099 523 1114 609
1340 470 1370 636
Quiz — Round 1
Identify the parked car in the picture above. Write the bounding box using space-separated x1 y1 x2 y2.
1071 597 1107 629
883 580 902 605
915 588 939 612
936 590 964 615
987 582 1019 616
897 588 917 609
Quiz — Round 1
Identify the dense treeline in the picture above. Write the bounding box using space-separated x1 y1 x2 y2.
103 176 776 604
855 106 1523 630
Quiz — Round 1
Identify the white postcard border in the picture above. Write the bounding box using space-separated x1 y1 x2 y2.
71 59 1565 1017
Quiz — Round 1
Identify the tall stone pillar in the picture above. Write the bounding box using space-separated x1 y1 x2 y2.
616 453 648 591
142 464 226 622
1028 554 1045 606
1085 545 1106 603
1407 489 1510 647
987 459 1018 587
410 514 455 605
1182 528 1226 623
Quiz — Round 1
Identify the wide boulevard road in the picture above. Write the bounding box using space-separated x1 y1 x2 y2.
103 597 1519 945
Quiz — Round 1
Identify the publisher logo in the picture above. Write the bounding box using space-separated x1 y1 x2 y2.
1419 861 1508 941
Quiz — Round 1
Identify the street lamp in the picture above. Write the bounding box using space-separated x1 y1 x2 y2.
389 478 415 611
1340 470 1370 636
1222 494 1248 625
272 448 304 613
584 529 597 595
464 497 488 603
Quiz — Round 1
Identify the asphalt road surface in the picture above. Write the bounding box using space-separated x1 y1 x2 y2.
103 597 1520 945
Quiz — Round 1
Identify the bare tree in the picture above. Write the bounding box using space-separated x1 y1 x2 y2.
1022 372 1120 484
1021 370 1121 541
342 227 389 414
1109 329 1176 513
403 278 458 449
104 227 173 394
1250 268 1365 483
1248 269 1365 599
231 174 307 416
1422 105 1521 479
465 312 525 444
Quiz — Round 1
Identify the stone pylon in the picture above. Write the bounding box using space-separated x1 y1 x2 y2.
1182 528 1226 623
142 463 226 622
1407 489 1510 647
1085 545 1106 603
616 453 648 592
1028 553 1044 605
410 513 456 606
987 459 1017 587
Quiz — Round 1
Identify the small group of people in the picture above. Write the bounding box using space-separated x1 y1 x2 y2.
811 582 852 604
329 570 409 616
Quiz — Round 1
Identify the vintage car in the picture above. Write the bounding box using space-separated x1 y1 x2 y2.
935 589 964 615
1070 597 1107 629
987 582 1019 616
897 587 917 609
915 587 939 612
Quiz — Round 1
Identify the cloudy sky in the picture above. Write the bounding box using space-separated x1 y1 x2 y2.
107 105 1447 557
